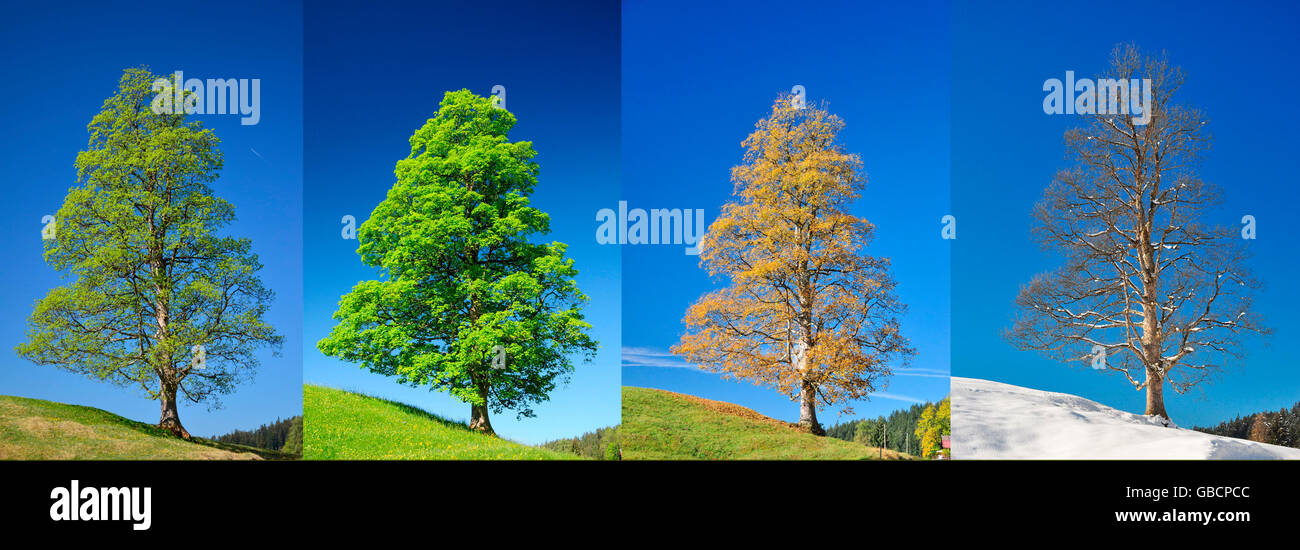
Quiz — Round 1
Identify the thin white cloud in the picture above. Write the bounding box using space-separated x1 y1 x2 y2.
870 392 926 404
622 346 695 369
893 367 950 379
622 346 676 357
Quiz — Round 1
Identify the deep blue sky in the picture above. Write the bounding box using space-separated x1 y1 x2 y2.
622 0 952 427
302 0 621 445
951 0 1300 427
0 1 303 436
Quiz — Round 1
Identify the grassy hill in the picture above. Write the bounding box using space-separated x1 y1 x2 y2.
622 386 913 460
0 395 290 460
303 384 579 460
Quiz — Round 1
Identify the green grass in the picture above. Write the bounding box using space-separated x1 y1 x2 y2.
0 395 291 460
303 384 579 460
622 386 913 460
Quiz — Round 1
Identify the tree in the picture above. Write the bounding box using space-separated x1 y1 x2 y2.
1248 413 1274 445
853 419 869 445
318 90 597 435
16 67 282 439
914 397 949 459
1006 45 1268 422
282 416 303 456
672 94 914 435
854 418 885 448
1283 407 1300 448
603 429 621 461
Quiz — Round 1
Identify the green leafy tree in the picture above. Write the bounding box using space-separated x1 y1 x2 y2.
604 438 620 461
854 419 881 447
282 416 304 456
16 67 282 439
318 90 598 435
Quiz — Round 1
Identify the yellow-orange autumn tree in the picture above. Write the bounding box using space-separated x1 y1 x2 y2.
672 94 914 435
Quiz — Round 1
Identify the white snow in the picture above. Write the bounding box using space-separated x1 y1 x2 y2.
951 377 1300 460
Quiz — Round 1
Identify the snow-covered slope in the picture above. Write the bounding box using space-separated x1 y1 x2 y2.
952 377 1300 460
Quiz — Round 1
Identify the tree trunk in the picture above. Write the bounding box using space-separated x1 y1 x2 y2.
798 380 824 436
1139 297 1169 423
468 381 494 435
149 224 187 439
158 382 191 439
469 404 494 435
1133 188 1169 424
462 234 495 436
1144 368 1168 422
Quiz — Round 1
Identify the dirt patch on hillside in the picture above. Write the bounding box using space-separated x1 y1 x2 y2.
14 416 97 439
651 388 808 433
0 443 25 460
106 439 261 460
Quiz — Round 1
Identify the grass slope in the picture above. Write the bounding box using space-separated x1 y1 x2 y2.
0 395 288 460
623 386 912 460
303 384 578 460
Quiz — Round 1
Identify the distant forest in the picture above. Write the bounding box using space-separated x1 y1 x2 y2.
825 400 940 457
210 416 303 456
538 425 620 460
1195 401 1300 449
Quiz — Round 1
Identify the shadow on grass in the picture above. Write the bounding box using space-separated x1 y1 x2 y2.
94 406 298 460
340 390 479 434
317 386 558 446
115 414 299 460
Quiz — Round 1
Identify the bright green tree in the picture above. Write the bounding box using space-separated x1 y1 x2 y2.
16 67 283 439
604 431 621 461
318 90 598 435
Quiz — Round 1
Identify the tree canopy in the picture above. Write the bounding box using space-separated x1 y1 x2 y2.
17 67 282 438
673 93 914 435
1006 45 1268 420
317 89 597 435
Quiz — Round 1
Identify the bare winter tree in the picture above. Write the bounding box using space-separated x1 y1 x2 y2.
1006 44 1269 422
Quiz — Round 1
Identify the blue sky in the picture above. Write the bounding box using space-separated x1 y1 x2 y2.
302 0 621 445
951 0 1300 427
0 1 303 436
621 0 952 427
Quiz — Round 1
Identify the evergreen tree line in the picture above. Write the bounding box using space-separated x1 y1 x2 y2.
210 416 304 455
537 425 621 460
1194 401 1300 448
825 401 938 457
